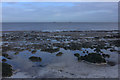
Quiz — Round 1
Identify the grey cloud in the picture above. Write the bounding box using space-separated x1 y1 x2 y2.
2 2 118 22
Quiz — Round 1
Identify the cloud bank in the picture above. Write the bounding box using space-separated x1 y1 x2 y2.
2 2 118 22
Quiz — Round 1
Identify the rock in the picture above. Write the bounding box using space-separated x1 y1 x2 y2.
107 61 116 66
110 49 116 52
56 52 63 56
74 53 80 57
14 52 19 55
2 59 7 62
102 54 110 58
31 50 37 54
41 48 59 53
78 57 82 62
2 53 12 59
2 63 13 77
29 56 42 62
2 54 9 58
58 70 63 72
78 53 106 63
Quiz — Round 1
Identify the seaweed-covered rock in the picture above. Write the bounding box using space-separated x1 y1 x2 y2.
86 51 89 53
53 43 82 50
78 57 82 62
2 54 9 58
31 50 37 54
68 43 82 50
12 47 25 52
112 40 120 47
56 52 63 56
74 53 80 57
2 59 7 62
2 53 11 59
94 36 100 39
82 42 92 48
41 48 59 53
2 46 12 52
102 54 110 58
107 61 116 66
110 49 116 52
14 52 19 55
94 47 102 53
94 42 106 49
29 56 42 62
77 53 106 63
82 53 106 63
2 63 13 77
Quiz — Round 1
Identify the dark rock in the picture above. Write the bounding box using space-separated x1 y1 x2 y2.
2 54 12 59
56 52 63 56
29 56 42 62
31 50 37 54
102 54 110 58
41 48 59 53
107 61 116 66
110 49 116 52
2 63 13 77
14 52 19 55
78 53 106 63
2 59 7 62
74 53 80 57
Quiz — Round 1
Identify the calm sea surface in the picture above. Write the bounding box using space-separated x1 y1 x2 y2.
2 22 118 31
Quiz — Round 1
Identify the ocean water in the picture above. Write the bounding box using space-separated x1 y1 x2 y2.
2 22 118 31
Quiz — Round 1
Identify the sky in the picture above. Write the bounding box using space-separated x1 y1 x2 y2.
2 2 118 22
1 0 119 2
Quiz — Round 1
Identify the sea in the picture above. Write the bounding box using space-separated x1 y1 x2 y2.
2 22 118 31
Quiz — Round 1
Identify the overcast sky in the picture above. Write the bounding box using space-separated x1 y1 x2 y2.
2 2 118 22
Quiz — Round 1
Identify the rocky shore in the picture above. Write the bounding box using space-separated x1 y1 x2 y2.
1 30 119 78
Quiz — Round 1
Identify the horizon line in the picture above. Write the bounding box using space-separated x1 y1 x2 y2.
0 21 118 23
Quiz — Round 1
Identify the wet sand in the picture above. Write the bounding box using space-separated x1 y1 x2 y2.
1 30 119 78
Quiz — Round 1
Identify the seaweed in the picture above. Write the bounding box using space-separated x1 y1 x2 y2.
2 59 7 62
82 53 106 63
41 48 59 53
29 56 42 62
77 53 106 63
2 53 12 59
2 54 9 58
102 54 110 58
56 52 63 56
14 52 19 55
82 42 92 48
107 61 116 66
31 50 37 54
74 53 80 57
94 36 100 39
2 46 12 52
2 63 13 77
69 43 82 50
109 40 120 47
94 48 102 53
110 49 117 52
78 57 82 62
13 48 25 52
94 41 106 49
53 43 82 50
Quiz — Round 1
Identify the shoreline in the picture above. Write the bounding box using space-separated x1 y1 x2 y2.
2 30 119 78
1 30 119 32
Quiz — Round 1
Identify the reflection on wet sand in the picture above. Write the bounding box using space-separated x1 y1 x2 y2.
2 30 119 78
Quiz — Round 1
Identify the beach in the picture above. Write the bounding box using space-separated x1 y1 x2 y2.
1 1 119 79
1 30 119 78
